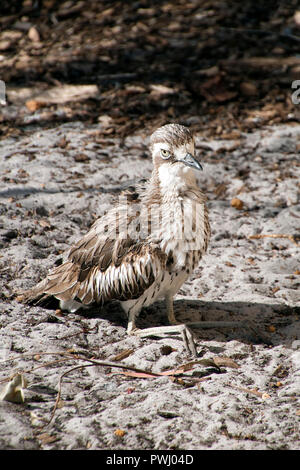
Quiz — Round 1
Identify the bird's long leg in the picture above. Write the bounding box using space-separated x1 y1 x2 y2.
166 294 178 324
126 300 139 335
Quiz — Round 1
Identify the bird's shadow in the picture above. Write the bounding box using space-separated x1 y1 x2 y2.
79 298 299 348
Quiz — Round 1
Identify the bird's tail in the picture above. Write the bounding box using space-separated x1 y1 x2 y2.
16 261 80 309
16 278 58 307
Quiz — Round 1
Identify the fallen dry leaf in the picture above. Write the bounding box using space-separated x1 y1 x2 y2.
229 384 271 399
225 261 235 267
39 219 51 229
249 233 299 246
215 183 228 198
29 85 99 106
125 85 146 94
30 411 45 427
98 115 113 127
261 393 271 400
56 399 64 409
240 81 258 96
231 197 244 210
114 429 126 437
112 349 134 362
112 356 239 380
161 361 201 375
171 377 199 388
28 26 40 42
294 11 300 25
271 287 280 295
37 433 59 445
213 356 239 369
74 153 90 163
0 373 26 404
150 84 177 96
221 130 242 140
26 99 45 112
54 309 64 316
124 370 160 378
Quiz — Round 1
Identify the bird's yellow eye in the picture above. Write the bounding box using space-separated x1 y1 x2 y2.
160 149 171 159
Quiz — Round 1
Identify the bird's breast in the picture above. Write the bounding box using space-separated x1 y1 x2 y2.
152 194 210 271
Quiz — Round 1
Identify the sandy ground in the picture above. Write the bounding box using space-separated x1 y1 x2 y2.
0 121 299 450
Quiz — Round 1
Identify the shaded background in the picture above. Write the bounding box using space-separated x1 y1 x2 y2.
0 0 299 140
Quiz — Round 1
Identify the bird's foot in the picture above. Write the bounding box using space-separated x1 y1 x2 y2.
128 324 197 357
168 316 181 326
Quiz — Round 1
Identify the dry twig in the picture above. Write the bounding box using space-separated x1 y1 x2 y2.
0 351 240 426
249 233 299 246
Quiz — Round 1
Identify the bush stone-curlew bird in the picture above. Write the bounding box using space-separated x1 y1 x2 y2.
20 123 213 355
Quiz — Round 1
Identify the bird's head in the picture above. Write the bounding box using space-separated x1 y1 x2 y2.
150 124 203 176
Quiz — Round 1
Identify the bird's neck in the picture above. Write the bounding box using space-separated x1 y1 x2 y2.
145 163 199 205
157 163 198 201
142 164 208 250
143 164 206 224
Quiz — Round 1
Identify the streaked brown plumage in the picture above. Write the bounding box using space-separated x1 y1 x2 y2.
19 123 210 348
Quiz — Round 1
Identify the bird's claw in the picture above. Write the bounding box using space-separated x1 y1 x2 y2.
128 324 197 357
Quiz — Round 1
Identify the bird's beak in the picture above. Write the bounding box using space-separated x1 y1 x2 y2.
181 153 203 171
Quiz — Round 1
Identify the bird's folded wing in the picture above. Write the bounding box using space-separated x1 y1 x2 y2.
19 218 167 307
